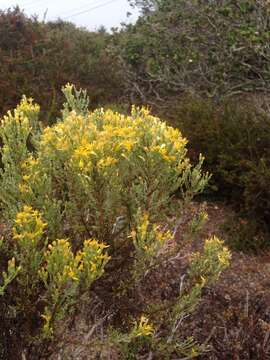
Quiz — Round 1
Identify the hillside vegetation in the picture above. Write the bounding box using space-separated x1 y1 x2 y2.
0 1 270 359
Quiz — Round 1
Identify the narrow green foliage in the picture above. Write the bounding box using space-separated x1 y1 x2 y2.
0 97 40 219
0 85 230 357
39 238 109 336
0 257 21 296
131 209 173 280
61 83 89 118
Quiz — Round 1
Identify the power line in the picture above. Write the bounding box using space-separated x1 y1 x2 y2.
62 0 121 20
19 0 46 7
57 0 99 17
62 0 120 19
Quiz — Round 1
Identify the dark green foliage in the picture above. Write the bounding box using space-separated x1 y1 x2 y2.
0 7 123 124
166 97 270 249
117 0 270 104
223 215 268 253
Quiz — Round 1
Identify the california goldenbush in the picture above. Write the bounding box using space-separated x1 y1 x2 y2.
0 85 230 358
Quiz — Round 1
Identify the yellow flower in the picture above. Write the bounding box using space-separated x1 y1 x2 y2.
218 249 231 266
150 145 174 162
68 269 79 281
18 183 30 193
156 229 172 243
74 143 94 157
90 262 97 271
79 159 84 169
97 156 117 168
121 140 135 152
42 128 54 144
133 316 154 337
138 212 149 240
22 175 31 181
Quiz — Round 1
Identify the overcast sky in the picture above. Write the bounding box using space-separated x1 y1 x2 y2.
0 0 139 30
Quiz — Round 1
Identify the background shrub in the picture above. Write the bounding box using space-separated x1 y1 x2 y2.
116 0 270 104
0 7 123 124
164 96 270 250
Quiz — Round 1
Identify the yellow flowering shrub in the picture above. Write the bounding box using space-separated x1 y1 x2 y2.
171 237 231 326
0 85 230 357
131 209 174 279
39 238 109 336
13 206 47 291
188 236 231 285
2 86 209 247
109 315 155 357
0 205 109 338
77 239 110 289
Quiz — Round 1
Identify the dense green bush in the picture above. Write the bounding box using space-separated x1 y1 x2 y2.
167 96 270 249
116 0 270 104
0 85 230 358
0 7 123 124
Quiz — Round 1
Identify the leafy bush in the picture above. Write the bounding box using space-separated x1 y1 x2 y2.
168 96 270 250
222 215 268 253
0 85 230 358
0 7 123 124
117 0 270 104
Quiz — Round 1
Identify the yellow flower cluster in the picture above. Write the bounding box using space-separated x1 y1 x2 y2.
18 183 30 194
41 238 109 286
1 96 39 136
41 112 96 157
97 156 118 168
164 126 188 151
132 316 155 337
203 236 231 268
36 105 188 178
16 95 40 117
39 237 109 335
41 239 80 285
150 144 176 162
2 111 29 128
13 205 47 246
18 157 41 199
21 156 39 170
189 236 231 286
77 239 110 286
155 227 173 244
0 256 21 296
137 212 149 242
131 211 172 257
